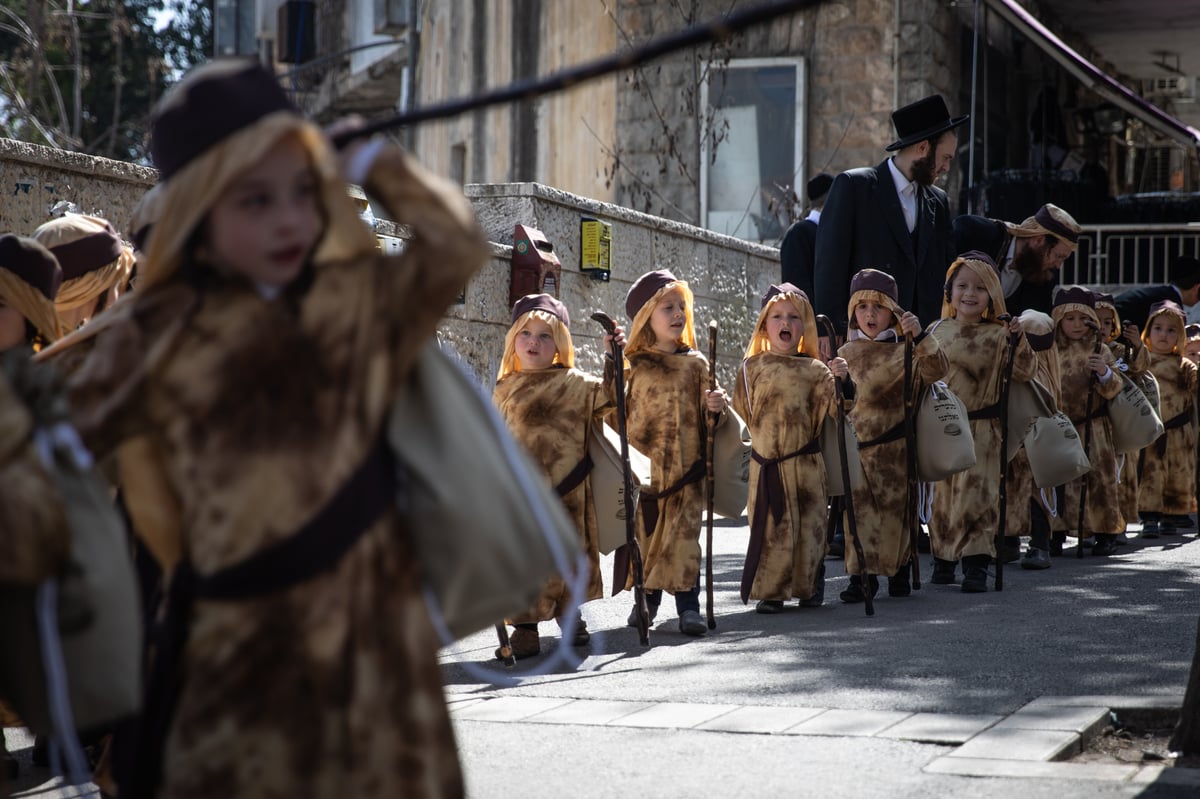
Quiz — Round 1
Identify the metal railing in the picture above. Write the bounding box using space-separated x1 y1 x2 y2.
1062 224 1200 289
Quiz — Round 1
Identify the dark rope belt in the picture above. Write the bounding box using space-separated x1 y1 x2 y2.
1155 409 1193 457
554 452 594 497
856 421 905 449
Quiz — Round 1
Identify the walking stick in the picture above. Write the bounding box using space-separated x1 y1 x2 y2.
816 314 873 616
704 322 720 629
591 312 650 646
994 314 1018 592
903 332 921 590
1077 321 1104 559
495 623 516 667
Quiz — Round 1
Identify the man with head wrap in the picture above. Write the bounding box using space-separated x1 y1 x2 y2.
952 203 1082 316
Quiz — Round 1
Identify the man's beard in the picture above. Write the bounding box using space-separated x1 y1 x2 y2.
910 150 938 186
1012 238 1056 284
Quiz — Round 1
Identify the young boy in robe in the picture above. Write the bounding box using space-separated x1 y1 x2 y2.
732 283 852 612
927 252 1035 593
1138 300 1198 537
1011 310 1062 569
836 269 945 601
1053 287 1124 556
618 269 725 636
492 293 617 659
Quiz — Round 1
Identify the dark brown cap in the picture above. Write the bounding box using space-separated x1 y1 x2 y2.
626 269 679 320
0 234 63 300
1053 285 1096 309
1149 299 1186 320
849 268 899 304
760 282 808 310
512 293 569 326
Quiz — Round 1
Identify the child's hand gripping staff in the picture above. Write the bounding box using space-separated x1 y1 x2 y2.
817 314 873 617
994 313 1020 591
592 311 651 647
1078 318 1105 559
705 321 719 631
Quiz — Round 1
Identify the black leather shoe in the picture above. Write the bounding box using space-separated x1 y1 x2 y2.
839 574 879 604
930 558 957 584
1021 547 1051 570
887 570 912 597
626 603 658 628
1092 536 1119 556
960 555 990 593
755 599 784 614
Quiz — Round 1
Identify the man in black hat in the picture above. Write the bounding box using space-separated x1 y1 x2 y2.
779 172 833 300
1114 256 1200 332
814 95 967 336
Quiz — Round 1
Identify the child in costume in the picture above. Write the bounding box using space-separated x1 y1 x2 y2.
928 252 1035 592
1138 300 1198 537
732 282 853 612
1095 292 1149 539
32 213 133 332
1184 323 1200 366
619 269 726 636
1011 310 1062 569
1052 287 1124 556
492 293 616 659
836 269 945 601
65 60 490 798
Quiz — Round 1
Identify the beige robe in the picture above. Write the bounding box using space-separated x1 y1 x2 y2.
1110 340 1150 523
622 348 714 593
732 352 836 601
839 334 947 576
929 320 1036 559
67 147 489 799
1139 353 1198 515
1057 336 1124 535
493 366 611 620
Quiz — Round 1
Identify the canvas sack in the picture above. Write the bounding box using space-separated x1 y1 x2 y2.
820 415 863 496
1107 373 1164 453
712 407 752 518
1024 412 1091 488
1006 378 1057 461
388 342 583 640
915 381 976 481
588 423 652 555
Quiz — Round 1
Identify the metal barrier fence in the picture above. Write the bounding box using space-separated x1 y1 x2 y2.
1061 224 1200 287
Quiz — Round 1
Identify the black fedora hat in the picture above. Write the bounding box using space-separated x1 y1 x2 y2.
885 94 969 152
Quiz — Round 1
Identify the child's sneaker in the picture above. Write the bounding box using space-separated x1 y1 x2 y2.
1141 521 1161 539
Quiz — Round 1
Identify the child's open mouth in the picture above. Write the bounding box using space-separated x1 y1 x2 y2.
779 330 793 342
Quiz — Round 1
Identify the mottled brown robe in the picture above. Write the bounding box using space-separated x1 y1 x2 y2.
67 148 488 799
928 320 1036 559
732 352 834 600
493 367 611 620
1004 344 1062 535
1139 352 1198 515
622 349 714 593
839 335 947 576
1110 340 1150 523
1057 336 1124 535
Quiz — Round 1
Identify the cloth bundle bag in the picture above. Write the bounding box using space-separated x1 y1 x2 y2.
1107 373 1165 453
820 415 863 496
1024 412 1091 488
1006 378 1057 461
588 422 652 555
388 342 583 641
915 380 976 481
712 406 752 518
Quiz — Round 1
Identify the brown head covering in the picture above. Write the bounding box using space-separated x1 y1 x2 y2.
0 234 64 342
1005 203 1081 252
941 251 1006 322
32 214 133 315
141 59 375 291
1091 291 1121 342
1051 285 1101 343
511 293 569 327
624 270 697 356
847 268 902 332
744 283 819 359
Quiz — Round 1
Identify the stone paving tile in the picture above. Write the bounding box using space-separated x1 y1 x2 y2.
611 701 740 730
877 712 1003 745
444 696 486 712
945 727 1080 762
452 696 574 722
1021 694 1183 711
992 705 1109 737
523 699 652 726
925 755 1139 781
694 705 826 734
782 709 912 738
1130 765 1200 788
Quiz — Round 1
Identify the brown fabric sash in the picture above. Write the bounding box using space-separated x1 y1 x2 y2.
1069 408 1106 426
967 402 1000 421
857 421 904 449
1155 409 1193 457
554 452 593 497
612 458 705 593
741 442 818 602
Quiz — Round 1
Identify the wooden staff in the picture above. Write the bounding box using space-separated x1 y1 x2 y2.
903 331 921 590
1078 320 1104 559
494 623 516 668
816 314 873 616
705 321 719 630
994 313 1018 592
591 312 650 646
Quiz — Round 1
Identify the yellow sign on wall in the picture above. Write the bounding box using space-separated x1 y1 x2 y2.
580 217 612 281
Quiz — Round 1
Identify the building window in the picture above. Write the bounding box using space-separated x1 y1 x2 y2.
700 58 806 243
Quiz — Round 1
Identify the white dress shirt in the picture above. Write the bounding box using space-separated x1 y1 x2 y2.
888 157 917 233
